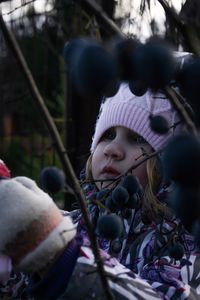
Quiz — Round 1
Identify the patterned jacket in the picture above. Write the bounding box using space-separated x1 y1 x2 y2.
0 271 29 300
27 239 163 300
66 174 200 300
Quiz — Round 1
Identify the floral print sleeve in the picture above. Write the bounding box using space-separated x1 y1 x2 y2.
125 219 200 299
65 171 200 299
0 271 30 300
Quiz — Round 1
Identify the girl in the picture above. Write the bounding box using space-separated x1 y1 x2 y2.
70 82 200 299
0 176 164 300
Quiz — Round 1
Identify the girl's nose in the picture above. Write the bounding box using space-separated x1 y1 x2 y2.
103 141 125 160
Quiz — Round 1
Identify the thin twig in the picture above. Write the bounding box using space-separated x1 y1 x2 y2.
79 0 125 37
164 86 198 136
2 0 37 16
157 0 200 55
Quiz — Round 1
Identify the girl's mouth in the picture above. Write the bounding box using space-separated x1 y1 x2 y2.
101 166 120 178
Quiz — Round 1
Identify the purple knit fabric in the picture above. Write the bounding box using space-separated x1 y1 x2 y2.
91 83 182 152
27 237 80 300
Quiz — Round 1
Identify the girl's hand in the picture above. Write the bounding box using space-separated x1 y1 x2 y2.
0 254 12 285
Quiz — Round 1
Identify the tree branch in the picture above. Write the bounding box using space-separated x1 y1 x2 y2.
1 0 36 15
0 13 114 300
78 0 125 37
157 0 200 55
164 86 198 136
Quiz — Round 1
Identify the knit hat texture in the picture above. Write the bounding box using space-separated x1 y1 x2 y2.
0 177 76 273
91 83 182 152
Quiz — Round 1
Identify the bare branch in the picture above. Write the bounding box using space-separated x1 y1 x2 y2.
0 13 114 300
164 86 198 136
79 0 125 37
2 0 37 16
157 0 200 55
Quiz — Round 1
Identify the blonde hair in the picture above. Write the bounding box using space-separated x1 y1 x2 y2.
85 154 169 222
142 156 168 222
85 154 93 181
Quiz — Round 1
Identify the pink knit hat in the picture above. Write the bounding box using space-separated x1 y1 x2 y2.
91 83 182 152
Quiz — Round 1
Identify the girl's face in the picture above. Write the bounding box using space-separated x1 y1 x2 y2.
91 126 152 190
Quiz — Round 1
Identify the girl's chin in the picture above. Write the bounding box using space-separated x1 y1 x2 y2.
100 172 120 180
96 179 118 190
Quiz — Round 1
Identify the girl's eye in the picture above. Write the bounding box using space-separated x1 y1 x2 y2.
100 128 116 141
128 132 147 144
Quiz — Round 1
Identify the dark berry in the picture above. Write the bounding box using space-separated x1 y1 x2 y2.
73 42 118 98
121 175 143 196
150 115 169 134
168 184 199 231
104 79 120 97
132 42 174 90
112 186 129 209
112 37 141 80
169 243 184 260
162 134 200 186
105 195 117 212
64 38 87 68
97 214 123 240
127 194 140 209
176 57 200 126
39 167 65 194
129 80 148 96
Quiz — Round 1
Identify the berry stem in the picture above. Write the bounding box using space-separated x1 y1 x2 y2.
164 86 198 136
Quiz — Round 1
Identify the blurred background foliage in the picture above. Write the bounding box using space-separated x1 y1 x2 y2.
0 0 200 208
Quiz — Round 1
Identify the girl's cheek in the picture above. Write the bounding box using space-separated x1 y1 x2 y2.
91 148 102 179
131 163 148 188
129 144 150 186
